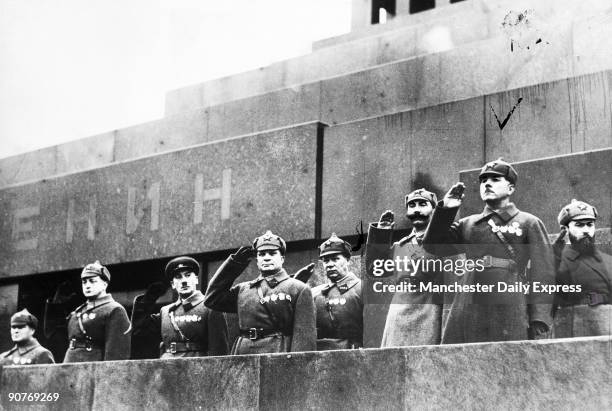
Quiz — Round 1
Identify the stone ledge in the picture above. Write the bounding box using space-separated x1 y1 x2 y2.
1 337 610 410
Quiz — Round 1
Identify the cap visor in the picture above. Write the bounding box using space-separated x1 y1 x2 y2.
406 196 430 203
256 245 280 251
479 171 505 179
572 215 596 221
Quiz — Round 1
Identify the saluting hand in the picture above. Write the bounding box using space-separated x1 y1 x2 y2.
293 263 315 283
232 246 255 265
443 182 465 208
143 282 169 303
378 210 395 229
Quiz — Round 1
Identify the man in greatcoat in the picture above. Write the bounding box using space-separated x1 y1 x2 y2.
0 309 55 366
366 188 443 347
552 199 612 337
309 233 363 350
63 261 131 362
204 230 316 354
423 158 555 343
131 256 229 358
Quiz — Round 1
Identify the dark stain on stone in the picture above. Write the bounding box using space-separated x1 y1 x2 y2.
490 97 523 130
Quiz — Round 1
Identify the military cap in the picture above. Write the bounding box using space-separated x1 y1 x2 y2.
11 309 38 329
81 260 111 282
319 233 352 259
165 256 200 280
253 230 287 255
405 188 438 207
479 157 518 184
558 199 598 226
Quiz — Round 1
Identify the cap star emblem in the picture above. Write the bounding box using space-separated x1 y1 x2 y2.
577 204 588 211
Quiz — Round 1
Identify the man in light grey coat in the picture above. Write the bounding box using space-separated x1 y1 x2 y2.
366 188 443 347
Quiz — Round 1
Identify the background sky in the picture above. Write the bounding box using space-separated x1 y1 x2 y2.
0 0 352 159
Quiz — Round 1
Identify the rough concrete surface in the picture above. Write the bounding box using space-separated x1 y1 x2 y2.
1 337 610 410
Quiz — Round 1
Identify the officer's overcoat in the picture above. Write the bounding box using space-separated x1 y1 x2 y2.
204 256 316 354
367 223 443 347
156 291 229 358
423 202 555 343
312 272 363 350
63 294 131 362
553 246 612 337
0 338 55 366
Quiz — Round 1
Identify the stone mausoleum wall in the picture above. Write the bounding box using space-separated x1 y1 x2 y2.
0 0 610 404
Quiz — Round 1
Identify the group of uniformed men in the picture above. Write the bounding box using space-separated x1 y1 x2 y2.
1 157 610 366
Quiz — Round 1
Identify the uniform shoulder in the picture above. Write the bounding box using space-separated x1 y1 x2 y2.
160 302 175 314
32 344 53 356
107 299 128 312
515 209 543 223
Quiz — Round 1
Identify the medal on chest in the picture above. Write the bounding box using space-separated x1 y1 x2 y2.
489 220 523 237
260 292 291 304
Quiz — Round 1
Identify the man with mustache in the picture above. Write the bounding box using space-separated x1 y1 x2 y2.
131 256 229 358
423 158 555 343
366 188 443 347
204 230 316 354
552 200 612 337
310 233 363 350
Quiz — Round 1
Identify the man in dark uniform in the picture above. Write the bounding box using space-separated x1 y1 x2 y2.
366 188 443 347
553 199 612 337
0 309 54 366
423 158 554 343
308 233 363 350
64 261 131 362
132 256 229 358
204 230 316 354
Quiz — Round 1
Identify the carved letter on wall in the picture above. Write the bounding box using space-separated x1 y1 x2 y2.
12 206 40 250
66 197 96 243
193 168 232 224
126 182 161 234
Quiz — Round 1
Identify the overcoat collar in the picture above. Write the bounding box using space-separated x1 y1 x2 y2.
476 202 520 224
323 272 359 296
250 269 289 288
177 290 205 311
79 294 114 313
16 338 40 355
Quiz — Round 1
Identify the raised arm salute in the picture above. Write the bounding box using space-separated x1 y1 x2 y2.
423 158 555 343
204 231 316 354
